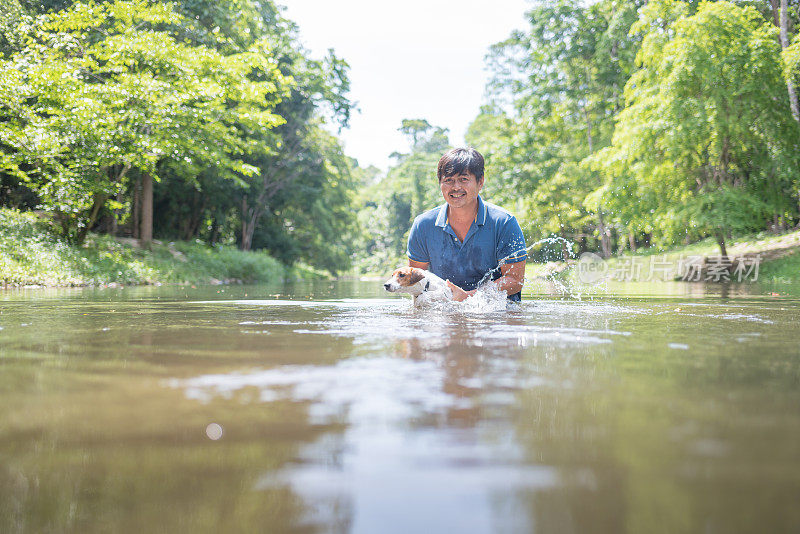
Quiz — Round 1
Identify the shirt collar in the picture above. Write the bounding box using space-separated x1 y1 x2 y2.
435 195 487 228
476 195 487 225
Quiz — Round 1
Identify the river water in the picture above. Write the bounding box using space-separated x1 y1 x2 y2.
1 280 799 533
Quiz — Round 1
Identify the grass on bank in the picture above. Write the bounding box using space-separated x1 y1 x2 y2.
757 249 800 283
0 208 323 287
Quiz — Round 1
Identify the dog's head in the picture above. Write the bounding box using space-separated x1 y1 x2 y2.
383 267 426 293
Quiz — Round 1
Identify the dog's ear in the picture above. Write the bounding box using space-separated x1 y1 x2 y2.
406 268 425 286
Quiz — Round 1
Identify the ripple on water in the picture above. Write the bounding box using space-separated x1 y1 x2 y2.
711 313 774 324
168 347 558 424
475 324 628 346
672 311 774 324
668 343 690 350
169 357 463 423
201 297 641 350
238 320 298 326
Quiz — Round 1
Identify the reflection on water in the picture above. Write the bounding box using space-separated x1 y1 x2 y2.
1 282 800 533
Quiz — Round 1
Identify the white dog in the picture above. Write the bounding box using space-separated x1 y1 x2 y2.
383 267 452 307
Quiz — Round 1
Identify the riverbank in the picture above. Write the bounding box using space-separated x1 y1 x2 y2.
527 229 800 284
0 209 323 287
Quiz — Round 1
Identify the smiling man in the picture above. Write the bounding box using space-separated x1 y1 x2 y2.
407 147 527 301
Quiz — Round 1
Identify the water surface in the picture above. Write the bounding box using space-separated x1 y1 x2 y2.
1 281 799 533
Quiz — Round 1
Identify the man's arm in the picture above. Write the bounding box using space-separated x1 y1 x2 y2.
409 259 430 270
447 261 525 302
495 261 525 295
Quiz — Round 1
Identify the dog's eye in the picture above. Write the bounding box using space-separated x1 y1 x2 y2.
398 273 405 278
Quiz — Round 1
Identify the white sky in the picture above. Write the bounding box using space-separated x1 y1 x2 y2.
279 0 530 172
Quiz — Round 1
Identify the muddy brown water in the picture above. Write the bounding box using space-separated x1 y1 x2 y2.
1 280 799 533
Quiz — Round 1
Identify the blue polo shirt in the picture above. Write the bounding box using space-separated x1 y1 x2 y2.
407 196 527 301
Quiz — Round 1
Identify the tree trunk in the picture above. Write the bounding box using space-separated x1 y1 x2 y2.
188 191 204 239
76 194 108 245
241 195 252 251
628 230 637 252
781 0 800 120
132 176 141 239
597 209 611 259
140 173 153 249
241 194 266 252
769 0 780 26
585 108 593 153
209 217 220 245
715 230 728 259
110 189 122 236
583 78 594 153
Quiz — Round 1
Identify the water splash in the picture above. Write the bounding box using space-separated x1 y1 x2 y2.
455 282 511 313
471 235 598 301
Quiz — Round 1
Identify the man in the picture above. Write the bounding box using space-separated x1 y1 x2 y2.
406 147 527 302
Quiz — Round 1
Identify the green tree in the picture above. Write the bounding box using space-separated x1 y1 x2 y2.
0 0 25 54
0 0 288 244
145 0 358 272
594 0 800 256
480 0 644 257
238 44 353 252
351 120 450 272
251 127 357 274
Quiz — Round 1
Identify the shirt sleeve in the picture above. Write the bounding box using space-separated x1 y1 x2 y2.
496 215 527 264
406 216 430 263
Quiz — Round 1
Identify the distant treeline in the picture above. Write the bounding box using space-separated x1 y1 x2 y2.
0 0 361 274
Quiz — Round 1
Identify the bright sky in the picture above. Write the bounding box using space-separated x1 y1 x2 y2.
280 0 530 172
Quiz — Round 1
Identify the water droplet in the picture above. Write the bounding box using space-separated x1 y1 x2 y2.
205 423 223 440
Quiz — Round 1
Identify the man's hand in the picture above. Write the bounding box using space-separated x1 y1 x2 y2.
446 280 476 302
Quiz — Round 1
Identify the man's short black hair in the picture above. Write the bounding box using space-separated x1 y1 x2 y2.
437 147 484 181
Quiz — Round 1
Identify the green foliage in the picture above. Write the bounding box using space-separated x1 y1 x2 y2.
0 0 289 244
464 110 517 202
0 0 26 53
1 0 357 276
168 241 285 284
474 0 800 260
398 119 449 154
350 120 449 273
150 2 358 273
250 127 358 274
479 0 644 251
594 0 800 253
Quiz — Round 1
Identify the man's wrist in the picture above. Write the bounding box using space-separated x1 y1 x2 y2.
493 277 521 295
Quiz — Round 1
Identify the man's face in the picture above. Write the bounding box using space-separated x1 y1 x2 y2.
439 171 483 210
